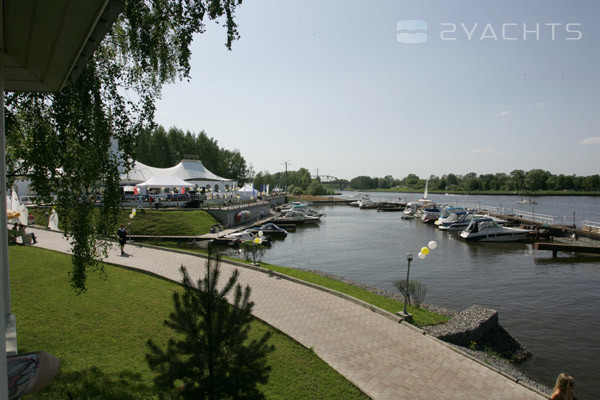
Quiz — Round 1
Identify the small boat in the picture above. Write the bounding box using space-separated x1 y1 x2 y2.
247 223 288 238
420 205 441 223
460 218 531 242
437 210 474 231
349 193 372 207
435 207 466 226
272 210 321 224
403 202 422 216
279 202 324 217
221 230 272 246
516 198 537 205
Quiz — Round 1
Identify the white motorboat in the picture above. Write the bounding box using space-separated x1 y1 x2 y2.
419 204 441 223
272 210 321 224
460 218 531 242
222 230 272 246
349 193 371 207
516 198 537 205
279 202 324 216
438 210 475 231
435 207 466 226
403 202 421 216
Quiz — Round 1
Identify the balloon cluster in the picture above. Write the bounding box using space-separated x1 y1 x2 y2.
129 208 137 219
254 230 264 244
417 240 438 259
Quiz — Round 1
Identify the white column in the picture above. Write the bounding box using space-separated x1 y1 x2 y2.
0 53 11 398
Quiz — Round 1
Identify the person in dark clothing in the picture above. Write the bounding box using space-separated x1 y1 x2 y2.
117 224 128 255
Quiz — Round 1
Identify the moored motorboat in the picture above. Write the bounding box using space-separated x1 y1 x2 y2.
272 210 321 224
247 223 288 238
435 207 466 226
220 230 272 246
403 202 422 216
460 218 531 242
437 210 474 231
419 203 441 223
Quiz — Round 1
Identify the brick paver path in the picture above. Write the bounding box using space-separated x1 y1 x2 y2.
25 228 546 400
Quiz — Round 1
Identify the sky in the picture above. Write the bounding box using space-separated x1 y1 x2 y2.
154 0 600 181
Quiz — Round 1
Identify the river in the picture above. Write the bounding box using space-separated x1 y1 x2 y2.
261 192 600 399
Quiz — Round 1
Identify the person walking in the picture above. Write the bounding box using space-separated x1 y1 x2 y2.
117 224 128 255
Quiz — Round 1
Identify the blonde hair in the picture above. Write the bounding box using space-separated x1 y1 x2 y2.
553 373 574 392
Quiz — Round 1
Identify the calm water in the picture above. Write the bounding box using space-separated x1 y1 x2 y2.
262 193 600 398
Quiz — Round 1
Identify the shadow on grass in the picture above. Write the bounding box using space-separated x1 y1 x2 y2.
36 366 157 399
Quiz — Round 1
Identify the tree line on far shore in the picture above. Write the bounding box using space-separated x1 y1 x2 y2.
347 170 600 192
251 168 600 194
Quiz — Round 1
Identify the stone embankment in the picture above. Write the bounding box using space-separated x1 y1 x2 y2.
425 305 498 346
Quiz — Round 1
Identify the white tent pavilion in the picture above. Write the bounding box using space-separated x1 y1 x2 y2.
135 176 195 195
121 159 237 194
238 183 256 199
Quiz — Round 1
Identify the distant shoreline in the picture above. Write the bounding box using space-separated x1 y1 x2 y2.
345 189 600 197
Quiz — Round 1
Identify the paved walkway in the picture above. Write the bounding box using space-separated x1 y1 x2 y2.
25 228 546 400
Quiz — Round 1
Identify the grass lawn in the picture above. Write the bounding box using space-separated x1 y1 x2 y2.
116 209 217 236
10 246 368 399
28 208 218 236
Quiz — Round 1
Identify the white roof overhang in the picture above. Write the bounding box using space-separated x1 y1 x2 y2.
2 0 124 92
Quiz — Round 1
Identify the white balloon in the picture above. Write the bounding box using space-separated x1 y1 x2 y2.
418 252 426 259
428 240 438 250
258 230 264 237
129 214 134 219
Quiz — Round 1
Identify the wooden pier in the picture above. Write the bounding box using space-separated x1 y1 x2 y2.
533 242 600 258
488 213 600 241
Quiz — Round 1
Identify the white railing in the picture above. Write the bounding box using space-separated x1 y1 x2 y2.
461 203 512 215
583 220 600 231
513 210 556 225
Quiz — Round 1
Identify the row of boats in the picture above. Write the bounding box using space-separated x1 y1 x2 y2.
403 202 532 242
352 180 532 242
219 202 324 246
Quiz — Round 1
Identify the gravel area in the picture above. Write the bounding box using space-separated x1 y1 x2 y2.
286 266 552 396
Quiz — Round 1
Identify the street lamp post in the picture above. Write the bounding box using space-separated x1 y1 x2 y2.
402 253 413 319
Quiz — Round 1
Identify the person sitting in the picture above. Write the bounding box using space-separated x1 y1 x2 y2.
18 224 37 244
8 351 60 399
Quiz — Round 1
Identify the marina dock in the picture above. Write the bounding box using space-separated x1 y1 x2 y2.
533 242 600 258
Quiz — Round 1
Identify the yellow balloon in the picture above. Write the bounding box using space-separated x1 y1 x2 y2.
421 247 429 255
254 238 261 244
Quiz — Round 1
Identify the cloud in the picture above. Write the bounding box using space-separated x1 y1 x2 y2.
497 111 510 117
580 137 600 145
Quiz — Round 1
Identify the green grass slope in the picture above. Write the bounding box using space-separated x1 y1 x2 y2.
9 246 367 399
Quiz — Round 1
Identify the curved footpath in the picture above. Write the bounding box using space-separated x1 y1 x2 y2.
25 228 546 400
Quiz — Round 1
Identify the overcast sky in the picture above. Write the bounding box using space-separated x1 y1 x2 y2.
154 0 600 180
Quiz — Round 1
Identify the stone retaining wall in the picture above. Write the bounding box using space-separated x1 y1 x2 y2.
425 305 498 347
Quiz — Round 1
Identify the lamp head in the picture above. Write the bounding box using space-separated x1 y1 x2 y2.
406 253 413 262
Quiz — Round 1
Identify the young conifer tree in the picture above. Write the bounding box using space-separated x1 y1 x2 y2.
146 250 274 399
